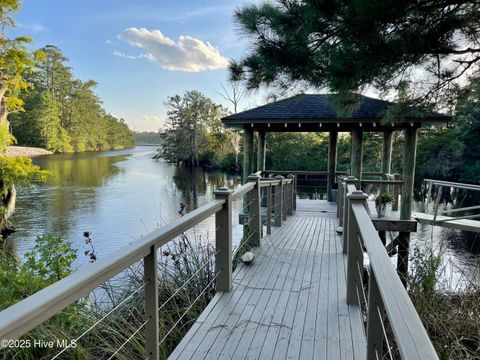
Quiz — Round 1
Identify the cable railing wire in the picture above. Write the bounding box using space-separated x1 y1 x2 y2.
241 213 257 228
107 318 149 360
377 305 395 360
157 248 220 314
158 271 221 347
356 261 368 306
51 281 148 359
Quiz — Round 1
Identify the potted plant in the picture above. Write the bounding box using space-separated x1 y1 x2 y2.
375 192 394 218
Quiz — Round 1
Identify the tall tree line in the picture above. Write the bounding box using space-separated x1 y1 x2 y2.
11 45 134 152
161 90 240 170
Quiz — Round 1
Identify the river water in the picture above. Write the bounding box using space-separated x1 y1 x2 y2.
8 146 243 267
8 146 480 289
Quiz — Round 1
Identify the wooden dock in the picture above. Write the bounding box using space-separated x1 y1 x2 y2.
414 212 480 233
169 200 366 360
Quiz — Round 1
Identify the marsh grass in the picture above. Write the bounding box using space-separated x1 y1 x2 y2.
1 231 219 360
407 244 480 360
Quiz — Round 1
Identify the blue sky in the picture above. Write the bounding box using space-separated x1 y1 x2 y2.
10 0 259 131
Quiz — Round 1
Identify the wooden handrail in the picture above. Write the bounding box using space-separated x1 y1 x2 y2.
424 178 480 191
361 179 403 185
231 182 255 201
0 199 225 342
352 204 438 359
0 171 299 358
342 179 438 359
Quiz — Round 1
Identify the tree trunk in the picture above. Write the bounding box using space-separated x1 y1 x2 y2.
193 122 199 166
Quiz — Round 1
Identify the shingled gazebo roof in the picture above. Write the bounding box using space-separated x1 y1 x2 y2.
222 94 450 132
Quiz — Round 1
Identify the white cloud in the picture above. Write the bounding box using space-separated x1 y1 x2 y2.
118 28 229 72
17 22 47 33
127 115 166 132
112 50 138 60
105 39 112 45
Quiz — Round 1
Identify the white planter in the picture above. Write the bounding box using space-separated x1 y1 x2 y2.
376 203 387 218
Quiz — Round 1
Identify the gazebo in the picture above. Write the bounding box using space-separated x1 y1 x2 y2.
221 93 450 223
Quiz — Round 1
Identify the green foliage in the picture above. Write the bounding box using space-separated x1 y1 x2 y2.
375 192 394 205
408 246 480 359
414 74 480 186
266 132 328 171
0 155 48 191
11 45 134 153
134 131 163 145
231 0 480 105
0 234 77 309
161 90 238 168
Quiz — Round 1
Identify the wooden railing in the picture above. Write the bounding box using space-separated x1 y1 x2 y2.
339 177 438 359
424 178 480 223
0 174 296 359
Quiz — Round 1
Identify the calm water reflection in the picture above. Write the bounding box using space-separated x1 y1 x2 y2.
9 146 242 266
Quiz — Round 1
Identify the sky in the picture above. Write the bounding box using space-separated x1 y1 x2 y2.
10 0 260 132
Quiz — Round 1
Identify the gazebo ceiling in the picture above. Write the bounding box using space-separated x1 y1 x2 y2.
222 94 451 132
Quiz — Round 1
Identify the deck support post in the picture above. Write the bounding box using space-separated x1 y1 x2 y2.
346 190 368 305
266 184 272 234
215 187 233 292
350 128 363 188
274 176 284 227
287 174 295 215
380 129 393 195
343 176 358 254
392 173 401 211
366 270 385 360
282 180 287 222
398 126 418 284
257 131 266 172
327 131 338 202
144 245 159 360
242 127 254 182
248 174 262 246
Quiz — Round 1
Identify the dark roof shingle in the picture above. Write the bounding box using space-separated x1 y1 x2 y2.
222 94 450 123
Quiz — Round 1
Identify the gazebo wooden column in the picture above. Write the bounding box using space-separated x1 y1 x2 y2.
243 127 254 181
327 131 338 202
257 131 266 172
350 128 363 187
380 129 393 194
398 126 419 283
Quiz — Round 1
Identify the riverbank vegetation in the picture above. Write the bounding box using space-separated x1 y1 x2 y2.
407 244 480 359
10 45 134 153
134 131 164 146
0 1 49 234
160 90 241 171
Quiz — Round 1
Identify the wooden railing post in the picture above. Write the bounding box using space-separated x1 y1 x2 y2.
248 174 262 246
346 190 368 305
266 184 272 235
274 175 284 227
293 175 297 211
214 187 233 292
425 179 432 214
343 176 358 254
393 173 401 211
282 181 287 221
337 176 345 231
144 245 159 360
366 269 385 360
287 174 295 216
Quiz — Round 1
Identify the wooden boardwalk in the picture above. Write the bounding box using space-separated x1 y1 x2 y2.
169 200 366 360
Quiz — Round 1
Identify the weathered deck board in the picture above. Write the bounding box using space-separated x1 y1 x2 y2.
169 201 366 360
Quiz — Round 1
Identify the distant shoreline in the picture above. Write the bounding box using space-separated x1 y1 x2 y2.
5 146 53 157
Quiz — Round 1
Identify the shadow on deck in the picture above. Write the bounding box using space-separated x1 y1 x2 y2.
169 200 366 360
